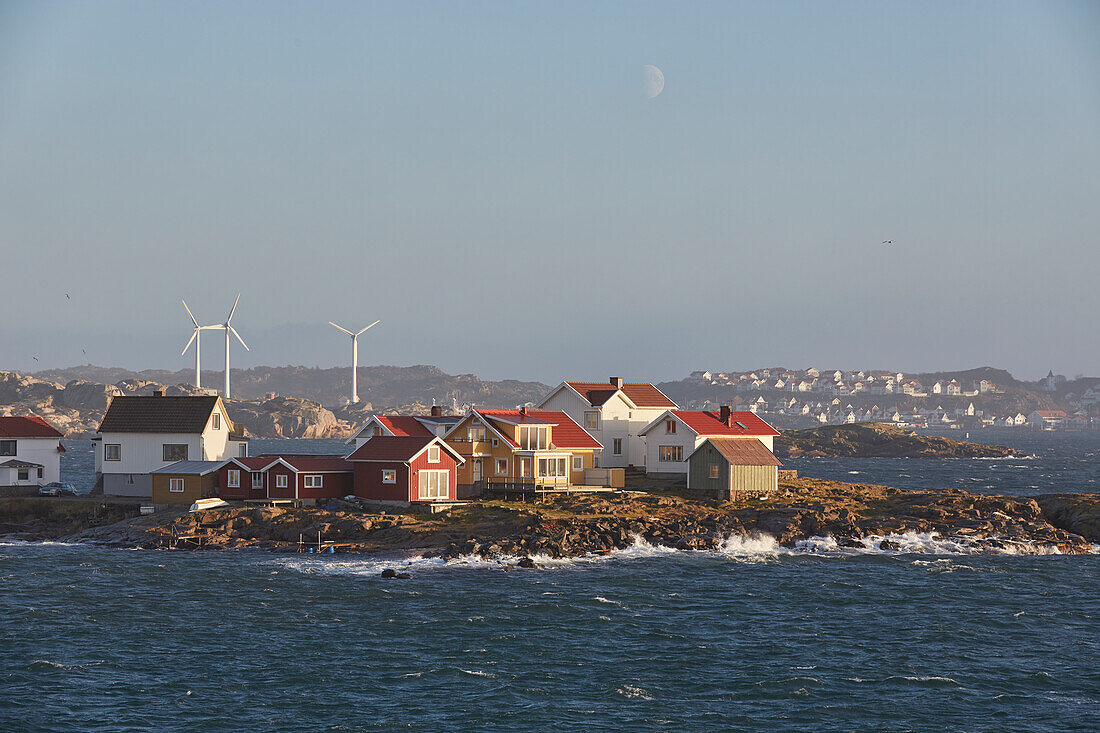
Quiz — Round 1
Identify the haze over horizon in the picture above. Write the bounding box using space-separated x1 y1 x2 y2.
3 1 1098 383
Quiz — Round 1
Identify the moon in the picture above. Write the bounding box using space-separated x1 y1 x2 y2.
643 65 664 98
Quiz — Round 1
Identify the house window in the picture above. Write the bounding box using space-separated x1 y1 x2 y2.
163 444 188 462
37 468 43 479
584 411 600 430
665 420 677 434
212 413 221 430
227 469 240 487
373 426 384 436
0 440 15 456
418 470 448 500
658 446 683 462
495 458 508 476
491 437 499 447
467 426 486 442
18 468 29 481
573 455 584 471
382 469 397 484
708 464 720 479
613 438 622 455
105 444 121 461
428 444 440 463
735 421 746 429
518 426 549 450
276 474 288 488
251 472 264 489
303 475 323 489
238 443 248 457
169 478 185 493
538 457 568 477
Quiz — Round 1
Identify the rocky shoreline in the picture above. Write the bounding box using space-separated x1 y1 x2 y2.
775 422 1024 459
3 477 1097 562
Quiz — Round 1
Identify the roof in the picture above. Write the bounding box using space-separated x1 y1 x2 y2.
226 456 275 471
374 416 434 438
151 460 223 476
261 454 353 472
476 409 602 450
642 410 780 438
1033 410 1068 418
563 381 677 409
695 438 782 466
346 437 463 464
0 416 64 439
98 396 223 434
0 458 44 468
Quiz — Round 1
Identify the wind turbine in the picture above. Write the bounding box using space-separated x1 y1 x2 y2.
180 300 219 391
215 294 249 399
329 319 380 404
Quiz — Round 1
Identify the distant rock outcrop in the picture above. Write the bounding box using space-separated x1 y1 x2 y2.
225 396 351 439
774 422 1023 459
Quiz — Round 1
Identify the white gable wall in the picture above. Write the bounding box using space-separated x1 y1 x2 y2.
3 437 61 485
538 386 670 468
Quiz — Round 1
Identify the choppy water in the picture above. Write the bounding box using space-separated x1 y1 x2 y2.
17 430 1099 730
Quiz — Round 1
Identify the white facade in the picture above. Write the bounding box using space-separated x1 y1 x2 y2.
0 437 62 486
537 383 674 469
638 412 776 478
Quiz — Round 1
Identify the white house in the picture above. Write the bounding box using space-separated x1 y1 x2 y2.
345 406 463 453
637 406 780 478
0 416 65 488
537 377 678 468
1028 410 1068 431
94 393 248 497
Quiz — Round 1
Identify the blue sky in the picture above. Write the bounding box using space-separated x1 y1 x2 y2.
2 1 1098 383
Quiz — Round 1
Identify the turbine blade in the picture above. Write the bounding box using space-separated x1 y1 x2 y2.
181 331 197 356
227 293 241 322
329 321 354 336
230 326 249 351
356 320 381 336
182 300 199 327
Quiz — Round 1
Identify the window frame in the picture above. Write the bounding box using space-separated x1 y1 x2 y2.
162 444 188 462
495 458 509 476
251 472 264 489
708 463 720 479
275 474 288 488
572 454 584 472
211 413 221 430
227 469 240 488
303 474 323 489
584 410 600 431
417 470 448 500
18 468 29 482
169 477 185 493
427 444 441 463
666 419 677 434
382 469 397 484
612 438 622 455
0 440 16 456
658 445 683 462
105 444 122 461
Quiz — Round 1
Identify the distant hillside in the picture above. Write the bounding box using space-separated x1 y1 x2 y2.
29 364 548 413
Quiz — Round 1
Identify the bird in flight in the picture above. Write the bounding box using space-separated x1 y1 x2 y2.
32 356 38 361
66 293 71 299
882 240 895 244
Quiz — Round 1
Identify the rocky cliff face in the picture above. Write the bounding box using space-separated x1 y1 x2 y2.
226 396 352 439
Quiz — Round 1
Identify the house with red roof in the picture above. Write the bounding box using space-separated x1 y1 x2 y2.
217 454 353 503
637 406 780 478
444 407 603 493
347 436 464 503
1028 410 1069 431
537 376 678 469
0 416 65 488
345 406 463 453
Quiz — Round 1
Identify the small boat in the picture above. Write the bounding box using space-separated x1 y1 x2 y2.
189 498 230 512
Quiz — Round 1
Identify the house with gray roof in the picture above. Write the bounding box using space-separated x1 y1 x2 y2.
94 391 248 497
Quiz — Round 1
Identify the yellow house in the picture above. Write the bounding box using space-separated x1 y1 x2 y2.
444 408 603 491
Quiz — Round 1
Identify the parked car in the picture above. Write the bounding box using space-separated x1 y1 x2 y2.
38 482 77 497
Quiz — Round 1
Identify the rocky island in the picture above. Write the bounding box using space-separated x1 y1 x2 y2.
3 476 1096 561
774 422 1024 459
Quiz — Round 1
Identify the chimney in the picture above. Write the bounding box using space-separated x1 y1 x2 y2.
430 405 443 417
610 376 624 389
520 405 527 415
153 389 165 398
720 405 732 426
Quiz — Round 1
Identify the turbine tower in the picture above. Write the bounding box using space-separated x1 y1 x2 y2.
215 294 249 399
180 300 219 390
329 319 380 404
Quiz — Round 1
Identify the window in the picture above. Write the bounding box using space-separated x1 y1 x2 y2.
665 420 677 434
382 469 397 484
467 426 486 442
735 421 746 429
518 426 549 450
251 472 264 489
105 444 121 461
584 411 600 430
303 475 323 489
613 438 622 455
37 468 43 479
0 440 15 456
276 474 288 488
538 457 568 477
169 478 185 493
162 444 188 462
373 426 384 437
239 443 248 457
18 469 29 481
212 413 221 430
658 446 683 462
428 444 440 463
227 469 240 487
708 464 720 479
418 470 448 499
495 458 508 476
572 455 584 472
491 437 499 447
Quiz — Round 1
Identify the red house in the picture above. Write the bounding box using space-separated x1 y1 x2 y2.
218 454 353 503
347 436 464 504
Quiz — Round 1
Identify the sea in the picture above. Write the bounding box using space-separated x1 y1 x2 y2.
3 430 1098 732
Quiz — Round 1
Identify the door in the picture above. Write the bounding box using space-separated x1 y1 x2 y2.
519 457 532 479
471 458 482 483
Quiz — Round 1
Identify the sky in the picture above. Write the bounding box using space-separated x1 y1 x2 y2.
1 1 1098 384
